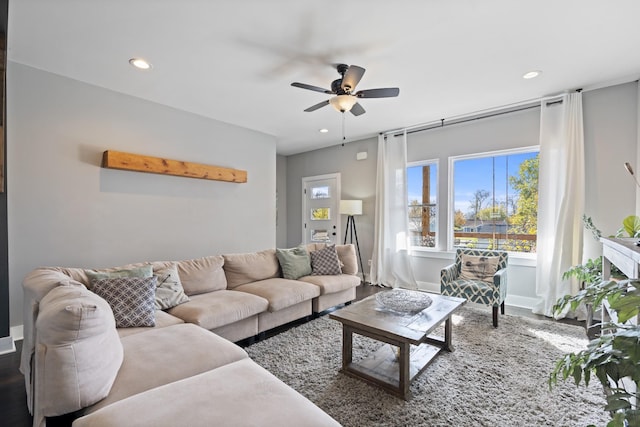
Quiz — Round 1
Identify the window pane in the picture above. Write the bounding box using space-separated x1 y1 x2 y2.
311 229 329 242
310 186 330 199
407 163 437 247
310 208 330 220
453 151 538 253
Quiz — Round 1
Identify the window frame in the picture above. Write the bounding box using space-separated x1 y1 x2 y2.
447 145 540 253
407 158 439 252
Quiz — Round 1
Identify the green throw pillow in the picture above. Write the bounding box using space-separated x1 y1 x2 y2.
85 265 153 289
276 246 312 280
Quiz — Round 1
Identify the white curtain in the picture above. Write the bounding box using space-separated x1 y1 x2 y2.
370 131 418 289
533 92 585 317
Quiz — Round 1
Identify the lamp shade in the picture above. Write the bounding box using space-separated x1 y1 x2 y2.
329 95 358 112
340 200 363 215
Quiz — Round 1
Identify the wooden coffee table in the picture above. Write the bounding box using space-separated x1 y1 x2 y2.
329 290 466 399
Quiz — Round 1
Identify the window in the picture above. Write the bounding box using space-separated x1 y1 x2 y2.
451 148 539 253
407 161 438 248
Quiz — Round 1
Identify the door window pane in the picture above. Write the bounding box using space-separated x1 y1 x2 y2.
311 229 330 242
310 186 330 199
310 208 330 220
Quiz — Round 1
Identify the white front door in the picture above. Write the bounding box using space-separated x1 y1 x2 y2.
302 173 341 245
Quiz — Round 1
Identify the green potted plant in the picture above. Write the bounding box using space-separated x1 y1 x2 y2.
549 215 640 426
550 279 640 427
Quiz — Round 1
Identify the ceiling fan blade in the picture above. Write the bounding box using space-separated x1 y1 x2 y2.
350 102 366 116
355 87 400 98
341 65 365 92
304 99 330 112
291 82 333 94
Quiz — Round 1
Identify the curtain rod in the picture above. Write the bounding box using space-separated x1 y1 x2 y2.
388 103 541 138
384 89 580 138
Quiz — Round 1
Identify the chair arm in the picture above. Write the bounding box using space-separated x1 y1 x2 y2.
440 263 458 284
493 268 508 302
493 268 507 286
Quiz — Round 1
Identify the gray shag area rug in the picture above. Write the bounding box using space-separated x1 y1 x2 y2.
245 306 609 427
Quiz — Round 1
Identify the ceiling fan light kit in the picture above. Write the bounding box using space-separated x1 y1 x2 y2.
329 94 358 112
291 63 399 117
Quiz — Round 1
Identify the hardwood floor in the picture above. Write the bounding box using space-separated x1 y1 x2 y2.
0 340 31 427
0 284 588 427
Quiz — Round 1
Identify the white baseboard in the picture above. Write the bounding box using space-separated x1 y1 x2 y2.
505 295 538 310
416 281 440 293
11 324 24 342
0 335 15 355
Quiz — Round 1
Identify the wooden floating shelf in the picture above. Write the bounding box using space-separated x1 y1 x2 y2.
102 150 247 183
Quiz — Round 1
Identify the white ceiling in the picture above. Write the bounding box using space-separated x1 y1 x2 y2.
8 1 640 155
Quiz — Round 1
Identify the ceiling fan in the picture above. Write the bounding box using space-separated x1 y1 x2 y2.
291 64 399 116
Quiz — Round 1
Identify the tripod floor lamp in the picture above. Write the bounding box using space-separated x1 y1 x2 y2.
340 200 366 283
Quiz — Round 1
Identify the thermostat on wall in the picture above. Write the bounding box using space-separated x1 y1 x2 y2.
356 152 368 160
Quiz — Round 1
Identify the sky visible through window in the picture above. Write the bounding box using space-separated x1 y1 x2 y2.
407 165 437 204
407 151 538 215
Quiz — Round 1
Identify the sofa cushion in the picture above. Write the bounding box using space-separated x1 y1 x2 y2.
223 249 280 289
84 323 248 414
335 244 358 275
36 284 123 417
276 246 312 280
92 277 157 328
234 278 320 312
84 265 153 288
117 310 185 338
167 290 268 330
310 245 342 275
176 255 227 296
298 274 361 295
153 263 190 309
73 359 341 427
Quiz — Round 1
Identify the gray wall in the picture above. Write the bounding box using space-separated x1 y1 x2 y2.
582 82 638 260
276 155 287 248
284 81 639 308
7 63 277 328
286 137 378 279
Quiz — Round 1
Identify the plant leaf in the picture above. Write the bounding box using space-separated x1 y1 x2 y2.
622 215 640 237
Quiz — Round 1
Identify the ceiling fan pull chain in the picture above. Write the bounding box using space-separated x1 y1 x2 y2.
342 112 346 142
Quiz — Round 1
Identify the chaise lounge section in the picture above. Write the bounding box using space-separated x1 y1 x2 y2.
20 243 357 427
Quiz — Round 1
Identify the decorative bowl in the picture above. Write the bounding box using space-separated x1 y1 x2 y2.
375 289 433 314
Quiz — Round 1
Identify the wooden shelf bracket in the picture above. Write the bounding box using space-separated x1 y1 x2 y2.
101 150 247 183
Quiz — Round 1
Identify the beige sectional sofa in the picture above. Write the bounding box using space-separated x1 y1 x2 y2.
20 244 359 427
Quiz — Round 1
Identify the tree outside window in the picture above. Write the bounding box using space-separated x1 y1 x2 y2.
407 162 438 248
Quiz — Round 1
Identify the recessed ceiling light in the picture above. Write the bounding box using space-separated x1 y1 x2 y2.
319 128 329 133
129 58 152 70
522 70 541 79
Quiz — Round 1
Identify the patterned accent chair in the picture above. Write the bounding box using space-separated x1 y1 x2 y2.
440 249 508 327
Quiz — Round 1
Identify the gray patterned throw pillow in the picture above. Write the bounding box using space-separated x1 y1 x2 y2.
92 277 157 328
310 245 342 275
